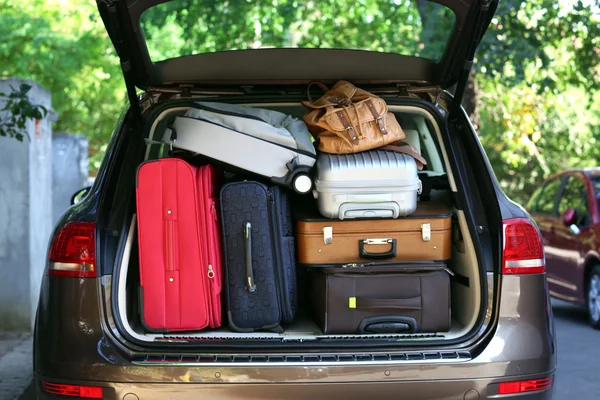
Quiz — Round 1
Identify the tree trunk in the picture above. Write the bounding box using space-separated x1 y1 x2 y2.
462 70 480 131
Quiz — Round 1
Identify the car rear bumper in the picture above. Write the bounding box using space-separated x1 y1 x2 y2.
35 371 555 400
35 273 556 398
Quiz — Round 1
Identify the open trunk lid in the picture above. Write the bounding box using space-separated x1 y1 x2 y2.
97 0 497 113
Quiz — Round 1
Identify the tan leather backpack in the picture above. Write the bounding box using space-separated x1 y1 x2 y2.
301 80 405 152
301 80 427 168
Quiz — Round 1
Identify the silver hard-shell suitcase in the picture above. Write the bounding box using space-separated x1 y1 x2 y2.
164 102 316 193
313 150 422 219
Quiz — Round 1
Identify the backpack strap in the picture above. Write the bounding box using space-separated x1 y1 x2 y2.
306 81 330 102
380 140 427 170
364 100 388 135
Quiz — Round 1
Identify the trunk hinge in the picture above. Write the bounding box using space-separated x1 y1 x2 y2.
396 84 410 97
179 84 194 97
449 0 493 121
98 0 141 120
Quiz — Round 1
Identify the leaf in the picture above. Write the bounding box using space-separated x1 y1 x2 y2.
0 82 46 142
19 83 32 93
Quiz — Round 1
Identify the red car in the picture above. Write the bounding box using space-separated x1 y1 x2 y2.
528 169 600 328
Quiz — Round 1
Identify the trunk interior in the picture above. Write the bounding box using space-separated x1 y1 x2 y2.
114 102 484 347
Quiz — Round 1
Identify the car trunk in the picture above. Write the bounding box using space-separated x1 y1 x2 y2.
108 97 489 350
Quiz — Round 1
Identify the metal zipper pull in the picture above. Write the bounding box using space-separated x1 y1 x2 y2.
444 267 455 276
169 128 177 152
208 264 215 279
210 202 217 222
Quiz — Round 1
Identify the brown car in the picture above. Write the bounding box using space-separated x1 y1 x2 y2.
33 0 556 399
528 169 600 328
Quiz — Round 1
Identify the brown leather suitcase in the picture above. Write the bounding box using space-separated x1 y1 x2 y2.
310 263 451 334
296 202 452 265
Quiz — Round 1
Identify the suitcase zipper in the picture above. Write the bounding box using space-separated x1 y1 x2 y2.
322 262 449 274
199 175 215 327
267 189 290 321
207 200 219 282
305 225 446 237
341 262 377 268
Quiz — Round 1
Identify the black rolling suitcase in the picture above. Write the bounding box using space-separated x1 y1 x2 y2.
220 181 297 332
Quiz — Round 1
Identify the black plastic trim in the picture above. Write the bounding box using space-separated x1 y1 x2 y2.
139 287 168 334
131 350 471 364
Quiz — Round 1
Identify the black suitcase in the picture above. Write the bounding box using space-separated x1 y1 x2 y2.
220 181 297 332
310 263 451 334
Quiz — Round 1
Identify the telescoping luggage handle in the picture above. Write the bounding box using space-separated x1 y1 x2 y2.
244 222 257 293
358 238 397 260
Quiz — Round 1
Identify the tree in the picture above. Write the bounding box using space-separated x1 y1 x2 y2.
139 0 437 59
0 0 124 169
0 84 48 141
470 0 600 204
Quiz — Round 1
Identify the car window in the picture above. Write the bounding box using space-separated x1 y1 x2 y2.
536 178 562 215
591 177 600 214
527 185 544 212
579 192 590 227
140 0 456 62
558 176 589 227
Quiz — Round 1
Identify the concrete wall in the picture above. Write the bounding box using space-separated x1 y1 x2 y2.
52 133 89 224
0 79 55 331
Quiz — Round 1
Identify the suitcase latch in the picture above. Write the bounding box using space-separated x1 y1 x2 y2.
323 226 333 244
421 223 431 242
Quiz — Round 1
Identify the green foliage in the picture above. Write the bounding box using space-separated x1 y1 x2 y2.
139 0 453 61
0 83 48 141
479 0 600 91
474 0 600 204
0 0 125 169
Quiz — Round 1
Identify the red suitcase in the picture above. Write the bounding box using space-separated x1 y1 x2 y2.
136 158 223 332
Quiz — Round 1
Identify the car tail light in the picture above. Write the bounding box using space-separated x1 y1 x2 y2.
48 222 97 278
502 218 545 275
41 381 103 398
498 376 553 394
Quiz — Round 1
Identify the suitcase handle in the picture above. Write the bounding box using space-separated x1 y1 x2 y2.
358 238 397 259
244 222 257 293
358 316 418 334
338 202 400 220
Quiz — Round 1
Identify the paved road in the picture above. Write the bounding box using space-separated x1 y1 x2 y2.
551 299 599 399
14 299 600 399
